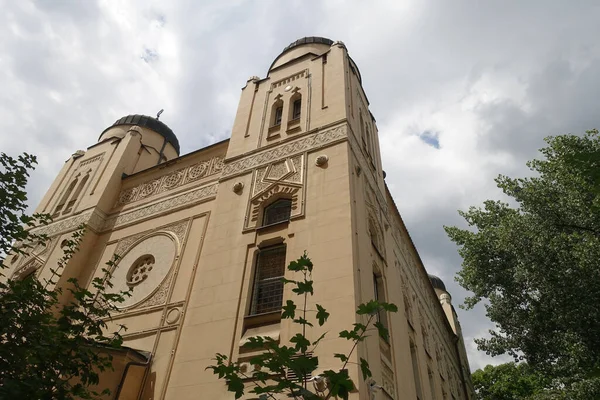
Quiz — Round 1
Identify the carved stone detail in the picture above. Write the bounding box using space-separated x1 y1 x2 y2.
222 124 346 178
233 182 244 194
315 155 328 167
381 362 396 398
117 156 223 205
245 154 305 230
31 210 105 238
105 184 217 230
112 220 189 310
165 307 182 325
79 153 104 167
271 70 306 89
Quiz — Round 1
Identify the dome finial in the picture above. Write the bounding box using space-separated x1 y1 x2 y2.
156 109 164 120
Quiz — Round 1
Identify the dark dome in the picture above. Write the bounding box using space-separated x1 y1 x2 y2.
281 36 334 54
269 36 334 73
100 114 180 155
428 274 447 292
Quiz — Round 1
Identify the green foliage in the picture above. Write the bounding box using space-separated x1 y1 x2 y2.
472 363 600 400
445 130 600 384
0 153 129 399
208 252 398 399
472 362 548 400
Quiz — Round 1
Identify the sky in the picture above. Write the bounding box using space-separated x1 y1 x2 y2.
2 0 600 372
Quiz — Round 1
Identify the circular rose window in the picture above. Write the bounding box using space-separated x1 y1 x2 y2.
126 255 155 286
110 233 177 309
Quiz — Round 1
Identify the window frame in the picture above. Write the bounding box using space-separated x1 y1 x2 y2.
249 245 287 316
262 198 292 227
292 98 302 120
274 106 283 126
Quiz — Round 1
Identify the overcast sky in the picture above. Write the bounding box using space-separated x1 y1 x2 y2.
2 0 599 372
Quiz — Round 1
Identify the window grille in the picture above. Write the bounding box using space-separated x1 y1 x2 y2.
263 199 292 226
292 99 301 120
250 246 286 315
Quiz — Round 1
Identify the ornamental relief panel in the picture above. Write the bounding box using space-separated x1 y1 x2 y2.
117 156 223 206
10 237 58 278
223 124 346 178
110 219 189 311
245 154 305 230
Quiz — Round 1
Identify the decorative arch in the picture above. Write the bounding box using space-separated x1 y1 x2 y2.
359 112 366 148
53 174 79 217
270 96 284 127
288 89 302 122
64 169 91 214
250 184 299 225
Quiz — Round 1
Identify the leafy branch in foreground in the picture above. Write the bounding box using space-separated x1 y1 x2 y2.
0 152 130 399
208 252 397 399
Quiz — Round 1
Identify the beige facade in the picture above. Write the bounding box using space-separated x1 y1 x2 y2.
7 37 474 400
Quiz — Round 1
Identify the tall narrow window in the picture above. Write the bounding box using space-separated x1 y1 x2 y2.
411 341 424 400
250 246 286 315
53 177 78 217
274 106 283 126
292 98 301 120
360 113 366 148
365 122 373 155
64 172 90 214
373 272 389 336
428 368 437 400
263 198 292 226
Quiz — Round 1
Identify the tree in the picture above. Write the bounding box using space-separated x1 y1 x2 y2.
208 252 398 399
445 130 600 385
0 153 128 399
472 363 548 400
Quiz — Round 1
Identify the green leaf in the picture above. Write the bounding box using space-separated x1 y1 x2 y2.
380 302 398 313
359 358 372 381
356 300 379 315
312 331 327 346
339 329 361 341
316 304 330 326
334 353 348 363
290 333 311 353
293 317 314 327
374 321 389 341
292 280 314 295
281 300 297 319
322 369 355 399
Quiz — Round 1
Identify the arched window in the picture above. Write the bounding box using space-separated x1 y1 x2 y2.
289 92 302 122
359 112 366 149
368 217 380 250
365 122 373 155
373 271 389 341
263 198 292 226
53 177 78 217
271 99 284 127
64 171 90 214
250 245 286 315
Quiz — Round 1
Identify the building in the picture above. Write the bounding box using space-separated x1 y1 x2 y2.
7 37 474 399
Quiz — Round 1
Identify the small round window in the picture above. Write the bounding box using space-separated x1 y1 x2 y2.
126 255 155 286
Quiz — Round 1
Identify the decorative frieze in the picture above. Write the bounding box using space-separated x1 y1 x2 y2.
271 70 307 89
105 183 218 230
79 153 104 167
117 156 223 205
222 124 346 178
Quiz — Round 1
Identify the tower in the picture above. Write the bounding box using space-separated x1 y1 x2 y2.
7 37 473 399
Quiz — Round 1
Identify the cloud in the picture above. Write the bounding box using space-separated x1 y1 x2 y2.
2 0 600 372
